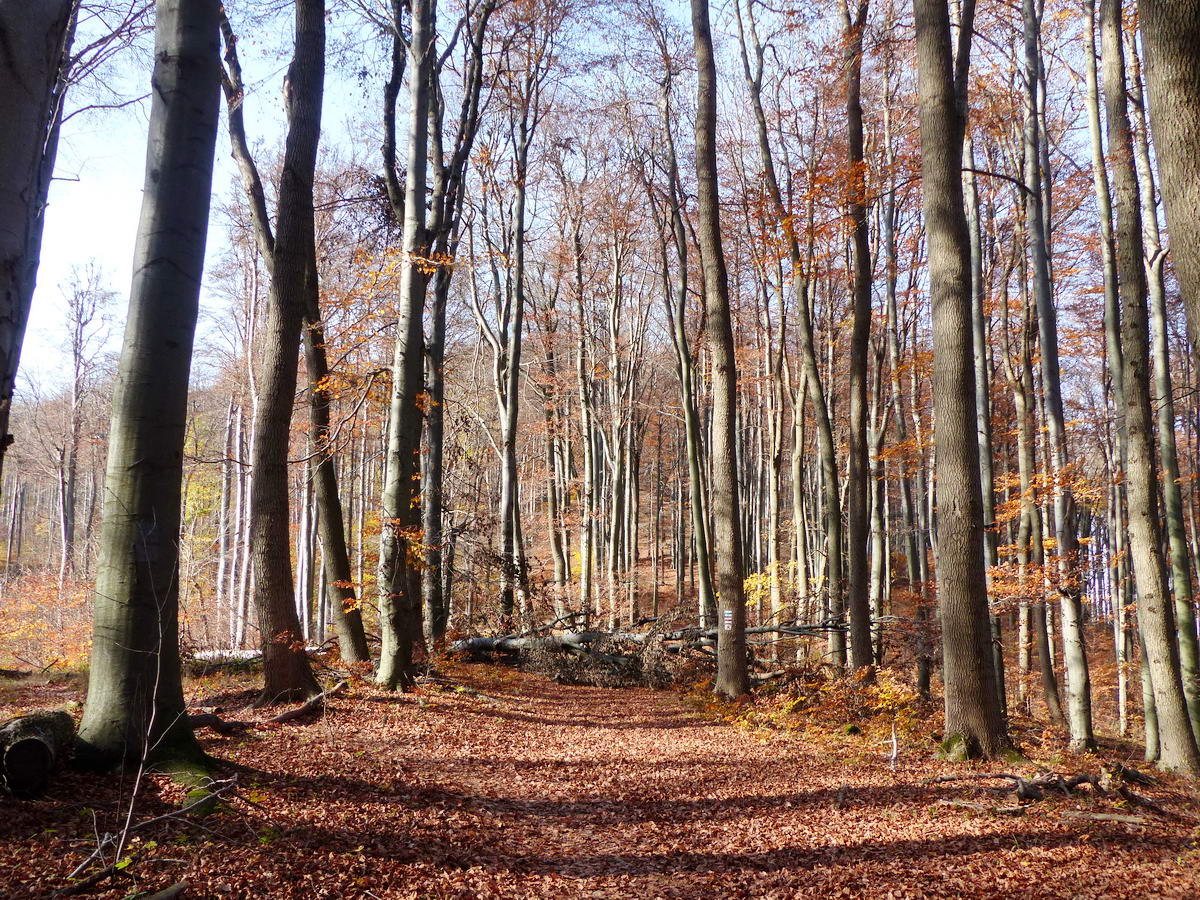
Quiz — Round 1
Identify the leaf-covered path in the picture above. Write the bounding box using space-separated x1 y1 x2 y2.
3 665 1199 898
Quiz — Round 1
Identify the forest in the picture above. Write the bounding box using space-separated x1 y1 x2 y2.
2 0 1200 896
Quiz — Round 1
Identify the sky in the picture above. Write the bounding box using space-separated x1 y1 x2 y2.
23 6 377 393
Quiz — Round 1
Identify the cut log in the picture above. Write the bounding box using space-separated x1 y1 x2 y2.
0 710 74 797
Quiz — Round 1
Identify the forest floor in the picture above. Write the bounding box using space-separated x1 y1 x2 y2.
1 661 1199 899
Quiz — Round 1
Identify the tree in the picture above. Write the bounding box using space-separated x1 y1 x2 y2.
911 0 1007 757
377 0 436 688
76 0 221 769
421 0 497 645
0 0 75 490
1101 0 1200 775
218 10 371 666
691 0 749 699
1022 0 1093 751
842 0 874 672
244 0 327 703
56 263 112 586
1136 1 1200 363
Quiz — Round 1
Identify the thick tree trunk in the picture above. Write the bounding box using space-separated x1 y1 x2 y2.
1101 0 1200 775
1137 0 1200 364
912 0 1008 757
692 0 748 699
246 0 325 704
0 0 74 490
1126 35 1200 742
76 0 220 769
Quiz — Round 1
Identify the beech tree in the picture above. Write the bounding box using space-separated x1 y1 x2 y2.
76 0 221 769
691 0 748 699
912 0 1007 758
242 0 327 703
1101 0 1200 776
218 8 371 667
1137 1 1200 361
377 0 436 688
0 0 75 489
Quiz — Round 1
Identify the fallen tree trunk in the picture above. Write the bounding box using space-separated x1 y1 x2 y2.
1 710 73 797
450 622 846 656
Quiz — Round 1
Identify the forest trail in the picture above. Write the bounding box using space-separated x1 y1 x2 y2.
2 665 1199 899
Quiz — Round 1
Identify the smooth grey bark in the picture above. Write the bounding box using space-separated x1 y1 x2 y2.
964 134 1004 716
421 0 495 645
912 0 1008 757
1137 0 1200 367
0 0 74 491
1022 0 1094 751
691 0 749 699
76 0 220 769
244 0 326 703
1101 0 1200 775
1083 0 1131 736
1125 33 1200 742
377 0 434 688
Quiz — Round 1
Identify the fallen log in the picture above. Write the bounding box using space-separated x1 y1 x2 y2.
451 622 847 656
1 710 74 797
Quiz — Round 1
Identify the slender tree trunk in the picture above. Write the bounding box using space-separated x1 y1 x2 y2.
76 0 220 769
843 0 874 672
1023 0 1094 750
1126 34 1200 741
692 0 748 698
377 0 434 688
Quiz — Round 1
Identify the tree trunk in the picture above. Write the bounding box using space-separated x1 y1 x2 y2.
1137 0 1200 367
843 0 874 672
0 710 73 797
377 0 434 688
692 0 748 699
1023 0 1093 751
0 0 74 491
245 0 325 704
1101 0 1200 775
1126 32 1200 742
912 0 1008 757
76 0 220 769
